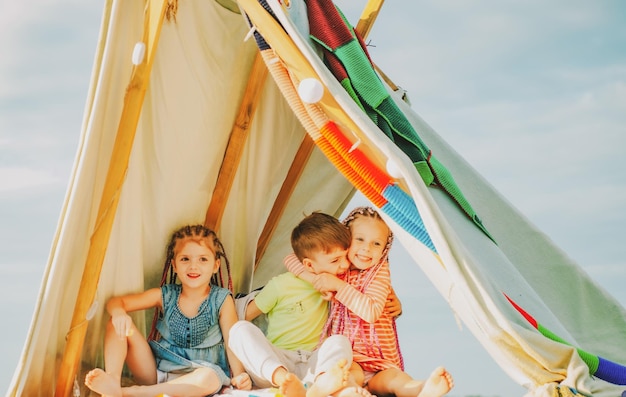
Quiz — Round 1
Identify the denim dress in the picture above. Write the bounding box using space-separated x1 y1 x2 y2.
149 283 231 386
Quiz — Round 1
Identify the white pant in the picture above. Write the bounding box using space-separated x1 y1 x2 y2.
229 320 353 388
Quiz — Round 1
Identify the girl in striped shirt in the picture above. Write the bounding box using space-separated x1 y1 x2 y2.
285 207 453 397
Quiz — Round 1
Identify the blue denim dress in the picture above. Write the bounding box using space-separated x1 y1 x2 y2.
149 283 231 386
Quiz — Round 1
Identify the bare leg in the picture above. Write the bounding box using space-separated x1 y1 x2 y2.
331 361 371 397
335 386 373 397
279 373 308 397
348 362 365 387
111 322 157 385
278 359 352 397
86 319 157 396
417 367 454 397
367 366 453 397
306 359 350 397
85 369 122 397
87 367 222 397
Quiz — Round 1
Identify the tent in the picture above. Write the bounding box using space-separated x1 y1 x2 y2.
7 0 626 396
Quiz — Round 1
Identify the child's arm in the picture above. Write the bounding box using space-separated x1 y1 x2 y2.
244 299 263 321
106 287 162 339
284 253 333 299
385 287 403 318
283 253 316 283
333 263 392 323
220 294 252 390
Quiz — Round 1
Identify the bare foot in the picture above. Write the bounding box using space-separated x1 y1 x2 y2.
84 368 123 397
335 385 373 397
279 372 307 397
306 359 350 397
418 366 454 397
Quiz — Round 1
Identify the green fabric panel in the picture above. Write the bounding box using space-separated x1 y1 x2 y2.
339 78 363 111
576 349 600 374
537 324 599 374
334 41 388 109
374 98 493 238
414 161 435 186
428 156 493 241
312 8 492 241
376 97 430 162
537 324 570 345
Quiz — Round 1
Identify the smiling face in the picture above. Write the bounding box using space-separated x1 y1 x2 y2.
171 240 220 288
347 215 390 270
304 246 350 276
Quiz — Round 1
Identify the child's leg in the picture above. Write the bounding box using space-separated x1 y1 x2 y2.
310 335 354 383
101 317 157 385
348 362 365 387
280 359 355 397
86 367 222 397
309 336 370 397
305 358 350 397
85 319 158 396
229 320 290 388
367 367 453 397
149 367 222 396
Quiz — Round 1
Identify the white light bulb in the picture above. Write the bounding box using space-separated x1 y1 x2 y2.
386 159 402 179
298 78 324 104
132 42 146 65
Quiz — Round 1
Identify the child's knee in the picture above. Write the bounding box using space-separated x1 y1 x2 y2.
194 367 222 395
230 319 261 340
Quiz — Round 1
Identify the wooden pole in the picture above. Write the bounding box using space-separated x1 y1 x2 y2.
204 52 268 231
54 1 169 395
355 0 385 40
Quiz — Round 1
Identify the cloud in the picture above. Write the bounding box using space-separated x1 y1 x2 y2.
0 2 100 100
0 167 60 192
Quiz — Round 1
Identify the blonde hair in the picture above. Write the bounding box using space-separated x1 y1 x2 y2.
342 206 393 264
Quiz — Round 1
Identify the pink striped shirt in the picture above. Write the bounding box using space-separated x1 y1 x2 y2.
284 254 403 372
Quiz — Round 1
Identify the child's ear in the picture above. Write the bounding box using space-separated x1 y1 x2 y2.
302 258 314 271
213 258 221 274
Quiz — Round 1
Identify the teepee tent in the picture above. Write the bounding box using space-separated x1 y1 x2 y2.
8 1 626 396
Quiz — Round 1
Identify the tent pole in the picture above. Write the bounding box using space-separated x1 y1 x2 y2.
255 135 315 268
354 0 400 91
355 0 385 40
252 0 384 268
54 1 169 395
204 52 268 231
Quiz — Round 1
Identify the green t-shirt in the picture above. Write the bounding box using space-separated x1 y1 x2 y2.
254 272 328 351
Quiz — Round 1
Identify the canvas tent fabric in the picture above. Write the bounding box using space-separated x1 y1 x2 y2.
7 1 626 396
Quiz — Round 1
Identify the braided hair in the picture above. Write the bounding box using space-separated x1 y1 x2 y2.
158 224 233 291
342 206 394 264
149 224 233 341
325 206 404 370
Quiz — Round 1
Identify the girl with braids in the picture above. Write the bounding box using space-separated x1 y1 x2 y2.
284 207 454 397
85 224 251 397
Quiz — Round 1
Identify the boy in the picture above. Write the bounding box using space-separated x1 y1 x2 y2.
229 212 366 397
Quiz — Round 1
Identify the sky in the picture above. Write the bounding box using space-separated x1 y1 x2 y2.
1 1 625 397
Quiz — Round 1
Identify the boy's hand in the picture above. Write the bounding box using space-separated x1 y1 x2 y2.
312 273 344 296
384 288 402 318
231 372 252 390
